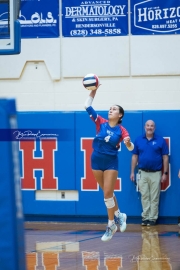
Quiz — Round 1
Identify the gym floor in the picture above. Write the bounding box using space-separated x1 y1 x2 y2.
25 222 180 270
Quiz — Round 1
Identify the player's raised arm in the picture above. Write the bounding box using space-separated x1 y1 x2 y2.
84 89 97 109
83 73 100 109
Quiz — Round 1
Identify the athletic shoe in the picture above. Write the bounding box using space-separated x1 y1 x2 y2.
141 220 150 226
148 220 156 226
101 223 117 242
114 213 127 232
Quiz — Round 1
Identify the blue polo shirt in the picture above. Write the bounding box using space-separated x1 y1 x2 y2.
132 134 169 171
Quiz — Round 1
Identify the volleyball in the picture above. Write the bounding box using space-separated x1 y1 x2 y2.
82 73 100 91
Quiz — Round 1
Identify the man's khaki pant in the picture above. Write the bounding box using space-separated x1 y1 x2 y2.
138 170 162 221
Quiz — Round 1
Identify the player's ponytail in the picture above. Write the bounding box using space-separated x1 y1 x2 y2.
116 105 124 124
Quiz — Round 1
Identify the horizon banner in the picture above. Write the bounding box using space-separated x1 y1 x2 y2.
62 0 128 37
131 0 180 35
19 0 59 38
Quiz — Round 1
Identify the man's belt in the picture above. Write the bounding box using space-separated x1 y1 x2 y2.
140 168 161 173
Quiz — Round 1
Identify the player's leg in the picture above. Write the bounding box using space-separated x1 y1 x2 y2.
113 194 127 232
92 169 117 241
92 169 104 189
104 170 127 233
103 169 118 219
92 169 120 215
104 154 127 233
113 195 119 211
92 169 119 212
101 169 118 241
91 151 104 189
92 169 125 231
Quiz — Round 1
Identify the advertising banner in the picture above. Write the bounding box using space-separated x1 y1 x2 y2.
0 2 9 38
19 0 59 38
62 0 128 37
131 0 180 35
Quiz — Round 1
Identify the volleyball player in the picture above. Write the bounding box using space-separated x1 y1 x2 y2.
84 88 134 241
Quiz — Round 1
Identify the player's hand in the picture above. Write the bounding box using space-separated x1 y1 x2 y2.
96 84 101 90
124 136 131 147
90 84 101 96
178 169 180 179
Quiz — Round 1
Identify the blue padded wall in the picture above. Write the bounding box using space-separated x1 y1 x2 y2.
17 110 180 219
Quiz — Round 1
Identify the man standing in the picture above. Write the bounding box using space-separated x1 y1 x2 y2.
130 120 169 226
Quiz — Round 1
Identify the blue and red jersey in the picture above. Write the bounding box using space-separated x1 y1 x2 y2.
86 106 129 156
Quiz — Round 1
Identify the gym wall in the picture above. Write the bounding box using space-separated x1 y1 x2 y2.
17 110 180 220
0 0 180 111
0 0 180 221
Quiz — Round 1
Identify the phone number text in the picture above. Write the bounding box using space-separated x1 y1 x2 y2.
152 24 178 29
70 28 121 36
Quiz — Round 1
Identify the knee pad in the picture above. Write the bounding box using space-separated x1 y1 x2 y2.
104 197 115 209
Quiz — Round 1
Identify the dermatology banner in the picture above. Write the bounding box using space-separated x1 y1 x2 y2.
19 0 59 38
131 0 180 35
62 0 128 37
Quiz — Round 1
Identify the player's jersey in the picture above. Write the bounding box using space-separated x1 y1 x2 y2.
86 106 129 155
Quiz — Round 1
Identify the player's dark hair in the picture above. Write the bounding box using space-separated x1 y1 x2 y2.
116 105 124 124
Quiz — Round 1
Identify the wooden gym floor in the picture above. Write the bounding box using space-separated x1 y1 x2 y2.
25 222 180 270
